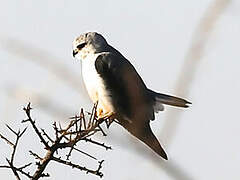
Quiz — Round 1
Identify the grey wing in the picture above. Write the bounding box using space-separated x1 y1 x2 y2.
95 52 155 122
95 52 168 160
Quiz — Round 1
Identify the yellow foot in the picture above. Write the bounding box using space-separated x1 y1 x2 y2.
96 108 104 118
97 111 115 120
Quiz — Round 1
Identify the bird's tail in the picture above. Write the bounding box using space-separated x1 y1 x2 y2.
138 124 168 160
148 89 191 108
121 121 168 160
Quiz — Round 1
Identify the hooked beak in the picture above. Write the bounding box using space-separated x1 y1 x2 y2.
72 49 78 57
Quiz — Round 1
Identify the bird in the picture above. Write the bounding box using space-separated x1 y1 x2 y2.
72 32 191 160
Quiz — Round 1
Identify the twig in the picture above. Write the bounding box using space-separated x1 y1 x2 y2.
0 164 33 179
22 103 50 149
6 158 21 180
41 129 54 143
0 133 14 146
29 151 43 161
0 125 31 179
10 127 27 163
72 147 97 160
0 103 112 179
52 157 104 178
83 138 112 150
19 163 32 170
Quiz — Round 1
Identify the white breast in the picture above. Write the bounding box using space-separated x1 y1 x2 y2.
81 53 114 114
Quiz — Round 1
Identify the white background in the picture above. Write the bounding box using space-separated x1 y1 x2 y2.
0 0 239 179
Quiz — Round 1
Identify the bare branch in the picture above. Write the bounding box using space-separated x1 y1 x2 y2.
72 147 97 160
0 103 111 179
0 133 14 146
22 103 50 149
6 158 21 180
0 164 33 179
0 122 32 180
52 157 104 178
41 129 54 143
10 127 28 164
19 163 32 171
29 151 43 161
83 138 112 151
5 124 19 136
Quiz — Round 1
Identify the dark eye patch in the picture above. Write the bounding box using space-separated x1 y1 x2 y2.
77 43 87 50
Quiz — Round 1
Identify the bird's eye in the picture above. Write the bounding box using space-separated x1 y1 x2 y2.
77 43 87 50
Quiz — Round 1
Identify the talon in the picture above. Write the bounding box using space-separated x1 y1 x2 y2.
97 108 104 118
97 111 115 120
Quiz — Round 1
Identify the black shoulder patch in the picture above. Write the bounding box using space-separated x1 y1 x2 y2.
95 53 111 75
95 53 121 75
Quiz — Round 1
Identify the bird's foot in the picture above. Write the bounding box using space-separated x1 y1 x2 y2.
99 112 115 128
97 111 115 120
96 108 104 118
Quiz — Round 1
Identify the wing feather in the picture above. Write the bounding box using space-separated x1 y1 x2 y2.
95 52 154 121
95 52 168 160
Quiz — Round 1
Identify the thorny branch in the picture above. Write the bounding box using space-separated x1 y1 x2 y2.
0 103 112 179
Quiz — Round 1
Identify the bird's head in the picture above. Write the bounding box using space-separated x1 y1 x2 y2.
72 32 108 60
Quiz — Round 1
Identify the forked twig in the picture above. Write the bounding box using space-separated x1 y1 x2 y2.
0 103 112 179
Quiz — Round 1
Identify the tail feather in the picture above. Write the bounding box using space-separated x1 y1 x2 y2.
156 93 191 107
148 89 191 108
121 121 168 160
137 124 168 160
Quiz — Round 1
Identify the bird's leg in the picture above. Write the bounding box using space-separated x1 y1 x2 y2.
96 101 115 120
97 111 115 120
96 106 115 128
96 107 104 118
101 112 115 128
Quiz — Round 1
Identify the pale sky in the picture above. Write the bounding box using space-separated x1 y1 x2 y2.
0 0 240 179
